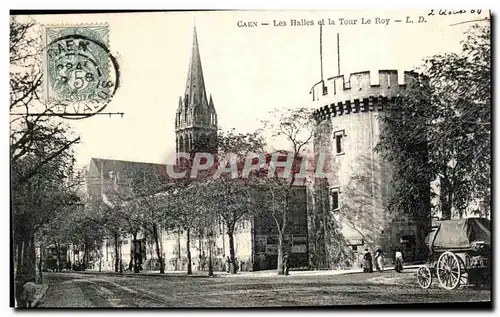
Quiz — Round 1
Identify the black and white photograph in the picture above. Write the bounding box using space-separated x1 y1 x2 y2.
8 8 491 309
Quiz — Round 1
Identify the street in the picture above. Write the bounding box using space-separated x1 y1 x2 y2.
37 271 491 308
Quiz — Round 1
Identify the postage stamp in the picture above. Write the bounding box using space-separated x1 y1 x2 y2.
42 24 119 119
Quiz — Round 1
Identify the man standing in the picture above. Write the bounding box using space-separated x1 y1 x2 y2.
283 252 290 275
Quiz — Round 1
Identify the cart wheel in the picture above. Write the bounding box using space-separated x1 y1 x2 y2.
437 251 462 290
417 265 432 289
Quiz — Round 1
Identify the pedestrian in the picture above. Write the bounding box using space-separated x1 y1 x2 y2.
363 249 373 273
375 247 384 272
225 256 231 273
21 279 37 308
201 258 206 271
394 249 403 273
234 257 239 273
282 252 290 275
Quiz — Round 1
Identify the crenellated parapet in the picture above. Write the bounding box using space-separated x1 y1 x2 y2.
311 70 417 123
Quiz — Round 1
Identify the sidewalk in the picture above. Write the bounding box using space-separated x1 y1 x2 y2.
60 264 420 279
32 284 49 307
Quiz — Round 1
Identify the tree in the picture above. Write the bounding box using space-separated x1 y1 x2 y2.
261 107 316 275
204 129 266 274
375 24 491 220
125 164 171 274
11 17 82 306
173 181 207 275
10 17 80 187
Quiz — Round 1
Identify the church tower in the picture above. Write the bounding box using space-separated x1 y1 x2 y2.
175 25 218 155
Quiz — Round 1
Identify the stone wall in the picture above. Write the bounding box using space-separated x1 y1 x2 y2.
309 70 430 268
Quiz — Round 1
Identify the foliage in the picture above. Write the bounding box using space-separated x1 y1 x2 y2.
375 24 491 219
260 107 316 274
202 128 266 273
10 18 84 291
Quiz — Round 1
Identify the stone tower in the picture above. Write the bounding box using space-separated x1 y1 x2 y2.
308 70 431 268
175 26 218 155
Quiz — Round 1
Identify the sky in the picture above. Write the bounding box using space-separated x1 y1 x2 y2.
18 9 490 167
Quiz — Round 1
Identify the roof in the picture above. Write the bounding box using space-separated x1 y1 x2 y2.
87 157 173 206
427 218 491 250
87 152 309 207
177 25 210 114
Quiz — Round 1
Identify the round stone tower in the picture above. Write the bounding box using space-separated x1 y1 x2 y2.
309 70 430 268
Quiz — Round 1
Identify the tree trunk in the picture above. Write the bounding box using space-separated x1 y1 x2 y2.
15 231 37 308
277 233 284 275
277 192 289 275
55 242 61 272
186 228 192 275
83 242 88 269
228 228 237 274
26 234 37 281
119 241 123 273
152 224 164 274
133 232 139 273
16 242 23 273
176 229 181 271
38 243 43 284
440 176 452 220
114 232 119 273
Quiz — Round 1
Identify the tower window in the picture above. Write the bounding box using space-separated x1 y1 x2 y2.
330 187 340 211
334 130 345 155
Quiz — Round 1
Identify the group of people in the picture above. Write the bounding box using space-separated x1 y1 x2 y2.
362 248 403 273
362 248 404 273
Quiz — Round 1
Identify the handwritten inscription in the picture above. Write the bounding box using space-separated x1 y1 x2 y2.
428 9 483 16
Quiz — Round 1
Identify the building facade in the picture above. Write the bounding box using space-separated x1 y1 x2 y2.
83 156 308 272
308 70 431 268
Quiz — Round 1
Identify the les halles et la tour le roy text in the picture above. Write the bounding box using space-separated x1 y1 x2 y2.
236 9 485 28
237 16 427 28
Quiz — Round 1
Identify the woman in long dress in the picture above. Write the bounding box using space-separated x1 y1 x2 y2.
363 249 373 273
394 249 403 273
375 248 384 272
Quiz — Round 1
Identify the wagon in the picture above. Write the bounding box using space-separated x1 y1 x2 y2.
416 218 490 290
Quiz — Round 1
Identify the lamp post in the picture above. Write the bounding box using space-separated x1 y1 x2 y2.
207 230 214 277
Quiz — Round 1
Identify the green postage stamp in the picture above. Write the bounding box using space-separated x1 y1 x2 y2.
42 24 118 118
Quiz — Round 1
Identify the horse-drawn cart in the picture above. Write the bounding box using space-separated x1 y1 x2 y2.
416 218 490 290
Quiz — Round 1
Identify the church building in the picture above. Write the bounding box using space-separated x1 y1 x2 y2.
79 25 309 273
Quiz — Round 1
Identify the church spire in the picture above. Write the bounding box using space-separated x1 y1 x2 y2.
184 24 208 109
175 24 217 155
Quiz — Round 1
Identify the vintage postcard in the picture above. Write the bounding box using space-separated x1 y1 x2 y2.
9 9 491 308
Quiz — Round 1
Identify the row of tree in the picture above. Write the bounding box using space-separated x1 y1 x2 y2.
10 18 86 306
60 108 316 277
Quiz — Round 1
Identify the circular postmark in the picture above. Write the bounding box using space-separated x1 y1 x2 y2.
45 27 120 119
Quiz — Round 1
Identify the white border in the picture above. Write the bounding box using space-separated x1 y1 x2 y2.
2 1 498 317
